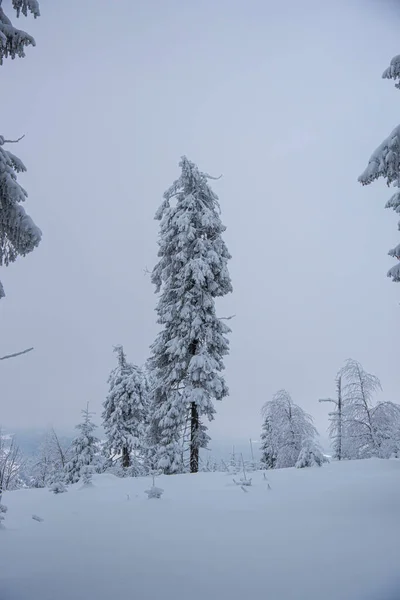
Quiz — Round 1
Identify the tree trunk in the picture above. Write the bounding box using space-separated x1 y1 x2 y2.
189 338 200 474
122 446 130 468
190 401 199 473
337 376 342 461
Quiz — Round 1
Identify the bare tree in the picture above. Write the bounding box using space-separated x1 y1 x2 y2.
30 430 70 487
370 401 400 458
49 428 70 470
321 360 400 460
341 359 382 459
261 390 318 469
0 430 24 492
31 435 53 487
319 372 344 460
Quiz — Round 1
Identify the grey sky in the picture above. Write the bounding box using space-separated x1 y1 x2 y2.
1 0 399 442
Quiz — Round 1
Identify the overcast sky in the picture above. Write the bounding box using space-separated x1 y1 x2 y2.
0 0 399 443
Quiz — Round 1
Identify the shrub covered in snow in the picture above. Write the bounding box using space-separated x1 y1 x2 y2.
80 465 94 487
145 475 164 499
295 439 328 468
49 481 67 494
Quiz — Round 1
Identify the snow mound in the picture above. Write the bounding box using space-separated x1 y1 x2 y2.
0 459 399 600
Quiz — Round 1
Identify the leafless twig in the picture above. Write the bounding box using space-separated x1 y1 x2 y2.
3 135 25 144
0 347 33 361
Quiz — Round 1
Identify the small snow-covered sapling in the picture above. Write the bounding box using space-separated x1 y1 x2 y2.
49 481 67 494
233 454 252 487
145 474 164 499
80 465 94 486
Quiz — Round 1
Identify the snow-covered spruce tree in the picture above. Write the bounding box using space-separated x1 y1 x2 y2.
0 0 42 299
102 346 147 473
319 372 344 460
358 54 400 283
149 156 232 474
260 417 277 470
340 359 382 459
260 390 318 469
64 405 99 485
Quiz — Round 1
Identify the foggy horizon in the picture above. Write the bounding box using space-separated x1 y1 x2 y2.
1 0 399 442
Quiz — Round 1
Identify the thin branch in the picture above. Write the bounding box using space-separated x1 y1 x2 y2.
0 347 33 361
219 314 236 321
204 172 222 181
319 397 338 406
3 135 25 144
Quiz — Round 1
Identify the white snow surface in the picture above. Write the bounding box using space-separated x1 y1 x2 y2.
1 459 399 600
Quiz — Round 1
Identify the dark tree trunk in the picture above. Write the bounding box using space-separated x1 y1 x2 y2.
189 338 200 474
337 376 342 461
122 446 131 468
190 401 199 473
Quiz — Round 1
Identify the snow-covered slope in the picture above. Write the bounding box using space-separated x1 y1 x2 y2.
1 459 399 600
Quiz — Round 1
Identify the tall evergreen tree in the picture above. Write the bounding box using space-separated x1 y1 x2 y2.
0 0 42 299
149 156 232 474
358 54 400 283
65 405 99 484
102 345 147 471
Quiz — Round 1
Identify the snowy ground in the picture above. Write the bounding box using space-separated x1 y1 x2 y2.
1 459 399 600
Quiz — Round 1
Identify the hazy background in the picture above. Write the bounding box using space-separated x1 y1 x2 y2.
0 0 399 448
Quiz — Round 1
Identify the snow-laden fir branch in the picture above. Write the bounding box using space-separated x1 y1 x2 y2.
358 54 400 282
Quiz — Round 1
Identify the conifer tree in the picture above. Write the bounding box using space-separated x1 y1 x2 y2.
0 0 42 299
260 417 277 469
149 156 232 474
102 346 147 471
359 55 400 283
65 405 99 484
0 0 40 63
